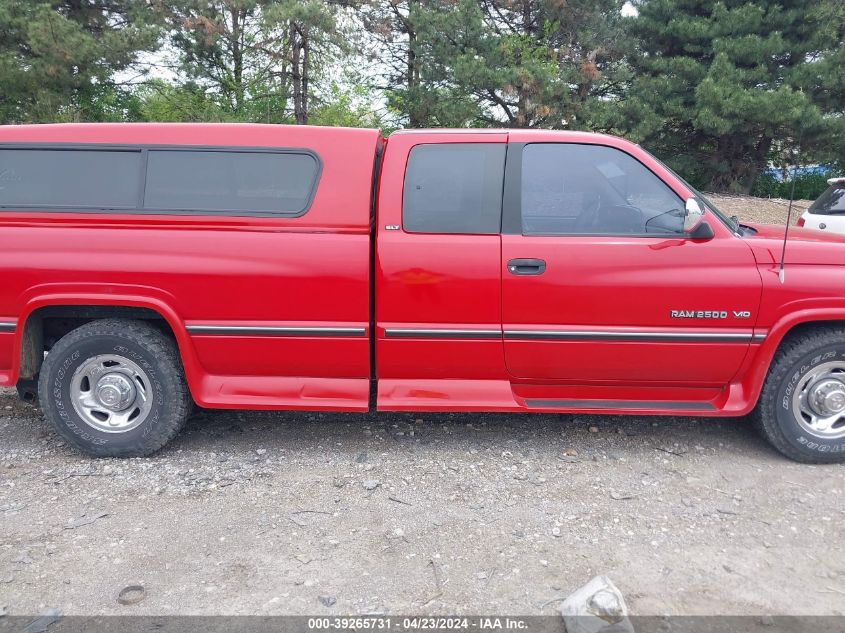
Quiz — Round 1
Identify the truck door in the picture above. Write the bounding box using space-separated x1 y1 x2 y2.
500 139 762 386
375 132 509 399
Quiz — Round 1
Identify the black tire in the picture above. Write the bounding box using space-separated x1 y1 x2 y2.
37 319 191 457
751 326 845 463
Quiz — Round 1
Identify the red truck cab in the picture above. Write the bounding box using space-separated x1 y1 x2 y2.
1 123 845 462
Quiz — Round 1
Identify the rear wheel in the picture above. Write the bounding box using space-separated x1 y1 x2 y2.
38 319 191 457
752 327 845 463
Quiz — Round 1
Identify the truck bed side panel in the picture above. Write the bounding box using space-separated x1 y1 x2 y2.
0 124 380 410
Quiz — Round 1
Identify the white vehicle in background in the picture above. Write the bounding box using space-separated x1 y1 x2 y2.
798 177 845 234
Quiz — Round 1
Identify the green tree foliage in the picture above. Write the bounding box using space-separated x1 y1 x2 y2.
0 0 161 123
1 0 842 195
617 0 845 193
308 85 384 128
164 0 273 117
362 0 628 129
133 79 235 121
162 0 352 124
428 0 629 129
133 77 379 127
263 0 344 124
161 0 293 121
358 0 444 127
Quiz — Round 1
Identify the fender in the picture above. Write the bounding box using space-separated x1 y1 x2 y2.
9 283 203 401
731 302 845 415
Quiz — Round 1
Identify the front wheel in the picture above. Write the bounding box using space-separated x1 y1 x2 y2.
38 319 191 457
752 327 845 463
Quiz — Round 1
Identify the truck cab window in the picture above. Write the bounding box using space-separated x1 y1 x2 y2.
521 144 685 236
403 143 505 234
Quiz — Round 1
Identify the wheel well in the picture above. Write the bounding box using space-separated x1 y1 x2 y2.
18 305 177 381
779 320 845 347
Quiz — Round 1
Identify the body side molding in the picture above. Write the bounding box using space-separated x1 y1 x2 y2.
504 329 761 343
186 325 367 337
526 399 716 411
384 328 501 339
382 328 763 343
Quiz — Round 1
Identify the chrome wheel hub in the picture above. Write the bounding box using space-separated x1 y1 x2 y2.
95 373 136 410
70 355 153 433
808 379 845 417
793 361 845 439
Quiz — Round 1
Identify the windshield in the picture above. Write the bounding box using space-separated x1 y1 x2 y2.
809 184 845 216
638 147 738 232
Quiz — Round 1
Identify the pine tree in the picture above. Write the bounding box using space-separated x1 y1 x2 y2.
619 0 845 193
165 0 348 124
0 0 161 123
359 0 628 129
357 0 414 124
463 0 629 129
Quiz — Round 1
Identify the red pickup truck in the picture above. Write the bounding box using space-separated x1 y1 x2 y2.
1 123 844 463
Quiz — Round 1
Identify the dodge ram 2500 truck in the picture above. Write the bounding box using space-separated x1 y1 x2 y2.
1 123 845 463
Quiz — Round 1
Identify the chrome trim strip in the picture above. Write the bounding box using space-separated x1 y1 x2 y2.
526 399 716 411
186 325 366 337
752 333 767 343
384 328 502 339
0 321 15 333
504 330 759 343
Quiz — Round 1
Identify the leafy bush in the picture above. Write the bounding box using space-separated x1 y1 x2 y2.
751 171 835 200
750 173 781 198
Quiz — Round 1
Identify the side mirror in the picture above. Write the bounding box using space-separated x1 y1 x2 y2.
684 198 704 231
684 198 714 240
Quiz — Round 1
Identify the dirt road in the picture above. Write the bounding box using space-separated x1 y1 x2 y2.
1 387 843 616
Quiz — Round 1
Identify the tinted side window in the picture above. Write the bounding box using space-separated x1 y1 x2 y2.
144 150 319 215
0 149 140 208
808 185 845 216
521 144 684 236
403 143 505 234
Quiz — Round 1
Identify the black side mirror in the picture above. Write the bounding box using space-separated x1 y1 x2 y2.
688 220 715 240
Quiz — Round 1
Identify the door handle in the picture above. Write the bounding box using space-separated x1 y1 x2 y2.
507 258 546 275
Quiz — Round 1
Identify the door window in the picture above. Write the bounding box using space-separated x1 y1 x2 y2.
403 143 505 234
521 144 685 236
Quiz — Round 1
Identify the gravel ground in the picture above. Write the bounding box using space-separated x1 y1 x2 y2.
706 193 810 226
1 387 844 617
2 197 843 618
